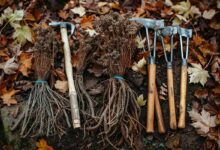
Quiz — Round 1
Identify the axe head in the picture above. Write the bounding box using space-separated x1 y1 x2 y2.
129 18 164 29
49 21 75 35
178 27 192 38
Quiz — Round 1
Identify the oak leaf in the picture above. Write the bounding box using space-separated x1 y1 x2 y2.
188 63 209 86
188 109 216 135
1 89 19 106
36 139 54 150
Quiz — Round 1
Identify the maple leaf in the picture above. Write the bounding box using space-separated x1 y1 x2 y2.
18 52 32 76
85 29 99 37
80 16 95 29
0 89 19 106
0 57 19 75
0 7 24 28
188 63 209 86
13 25 33 45
54 80 68 93
132 57 147 74
137 94 146 107
71 5 86 17
36 139 54 150
188 109 216 135
171 0 201 25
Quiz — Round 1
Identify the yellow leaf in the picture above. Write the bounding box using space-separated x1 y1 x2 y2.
36 139 54 150
13 25 33 45
18 52 32 76
137 94 146 107
1 89 19 106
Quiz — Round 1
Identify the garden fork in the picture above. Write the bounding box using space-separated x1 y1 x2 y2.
130 18 165 133
178 27 192 128
158 26 178 130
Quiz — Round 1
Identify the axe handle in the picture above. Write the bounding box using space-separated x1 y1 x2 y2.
61 27 81 128
154 85 166 133
167 68 176 129
146 64 156 133
178 65 187 128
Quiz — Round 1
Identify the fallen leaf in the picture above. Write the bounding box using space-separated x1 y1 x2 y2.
188 63 209 86
137 94 146 107
194 88 208 99
13 25 33 45
172 0 201 24
0 35 7 47
188 109 216 134
193 35 204 46
0 7 24 28
36 139 54 150
0 57 19 75
85 29 99 37
71 5 86 17
165 133 181 149
159 83 168 101
0 89 19 106
54 80 68 93
97 2 108 7
135 35 146 49
24 12 35 21
58 10 69 20
80 15 95 29
0 0 7 6
132 57 147 73
212 86 220 94
203 9 216 20
18 52 32 76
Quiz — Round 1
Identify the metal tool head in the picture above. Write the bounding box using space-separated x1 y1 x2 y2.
158 26 178 37
49 21 75 35
178 27 192 38
129 18 164 29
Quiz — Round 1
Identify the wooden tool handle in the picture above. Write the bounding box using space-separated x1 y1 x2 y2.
155 85 166 133
61 28 81 128
167 68 176 129
146 64 156 133
178 65 187 128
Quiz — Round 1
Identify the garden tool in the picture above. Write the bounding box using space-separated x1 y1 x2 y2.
130 18 165 133
178 27 192 128
158 26 178 130
49 21 80 128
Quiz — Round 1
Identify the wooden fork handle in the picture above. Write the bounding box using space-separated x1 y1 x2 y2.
178 65 187 128
155 85 166 133
146 64 156 133
167 68 177 129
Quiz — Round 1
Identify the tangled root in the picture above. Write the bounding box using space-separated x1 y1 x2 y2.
12 82 71 138
85 78 141 149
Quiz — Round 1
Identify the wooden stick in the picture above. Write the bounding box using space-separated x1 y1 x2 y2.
167 68 176 129
154 85 166 133
60 28 81 128
146 64 156 133
178 65 187 128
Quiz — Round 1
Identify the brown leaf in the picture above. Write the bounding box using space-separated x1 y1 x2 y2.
24 12 36 21
190 48 206 66
0 89 19 106
0 35 8 47
165 134 181 149
36 139 54 150
194 88 208 99
58 10 69 20
54 80 68 93
210 20 220 30
33 9 43 21
98 6 111 15
18 52 32 76
193 35 204 46
212 86 220 94
52 68 66 80
0 0 7 6
80 16 95 29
